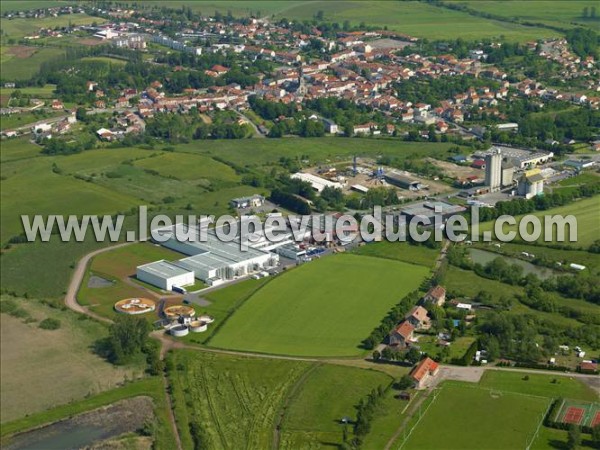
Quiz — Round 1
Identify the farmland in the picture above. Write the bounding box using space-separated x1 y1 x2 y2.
0 295 137 423
0 14 101 40
459 1 600 30
209 254 429 357
168 350 399 450
0 46 65 80
0 136 42 162
400 382 551 450
353 241 440 268
280 364 393 449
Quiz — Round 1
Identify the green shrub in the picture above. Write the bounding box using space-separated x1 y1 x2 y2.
39 318 61 330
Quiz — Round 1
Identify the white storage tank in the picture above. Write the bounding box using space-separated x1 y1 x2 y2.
189 321 208 333
198 314 215 324
170 325 189 337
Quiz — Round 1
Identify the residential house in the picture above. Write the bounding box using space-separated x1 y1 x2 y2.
405 306 430 330
410 357 440 389
389 321 415 347
423 285 446 306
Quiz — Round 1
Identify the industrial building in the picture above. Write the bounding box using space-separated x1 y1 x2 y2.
401 201 466 222
230 194 265 209
484 147 502 192
384 171 422 190
136 260 195 291
138 224 279 288
291 172 343 192
517 169 544 199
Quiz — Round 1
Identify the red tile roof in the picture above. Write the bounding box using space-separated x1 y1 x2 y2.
410 357 439 382
394 321 415 339
426 285 446 300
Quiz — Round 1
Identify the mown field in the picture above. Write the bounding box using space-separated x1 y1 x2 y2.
353 241 440 268
0 295 137 423
209 253 429 356
0 14 101 39
0 136 42 162
401 382 551 450
478 196 600 248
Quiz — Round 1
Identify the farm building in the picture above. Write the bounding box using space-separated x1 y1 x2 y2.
410 357 440 389
136 260 195 291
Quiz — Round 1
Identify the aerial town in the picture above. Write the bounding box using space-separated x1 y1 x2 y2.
0 2 599 450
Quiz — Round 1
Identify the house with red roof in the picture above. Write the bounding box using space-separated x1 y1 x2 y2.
410 357 440 389
405 306 430 330
423 285 446 306
389 321 415 347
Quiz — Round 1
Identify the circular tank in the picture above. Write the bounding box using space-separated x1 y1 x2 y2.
114 297 156 315
164 305 195 319
189 321 208 333
170 325 189 337
198 314 215 324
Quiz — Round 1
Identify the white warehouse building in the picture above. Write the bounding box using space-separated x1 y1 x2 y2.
145 224 278 287
136 260 195 291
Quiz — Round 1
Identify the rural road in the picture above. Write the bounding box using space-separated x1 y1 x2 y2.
64 242 134 324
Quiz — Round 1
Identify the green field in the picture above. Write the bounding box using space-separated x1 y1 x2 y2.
0 110 64 130
401 382 551 450
0 46 65 80
168 349 399 450
133 151 240 182
0 136 42 162
280 364 393 449
154 1 561 41
168 349 309 450
0 14 101 39
209 253 429 356
479 196 600 248
353 241 440 268
460 1 600 31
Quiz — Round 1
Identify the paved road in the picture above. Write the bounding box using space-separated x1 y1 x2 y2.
235 110 265 138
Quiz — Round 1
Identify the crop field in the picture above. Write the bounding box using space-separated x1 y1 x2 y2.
80 56 128 65
168 349 309 450
280 364 393 449
478 196 600 248
0 46 65 80
0 83 57 106
272 1 559 41
0 110 64 130
353 241 440 268
0 295 137 423
460 1 600 30
209 254 429 356
401 382 551 450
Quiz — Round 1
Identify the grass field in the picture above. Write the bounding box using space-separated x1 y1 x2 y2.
0 110 64 130
209 253 429 357
353 241 440 268
0 46 65 80
280 364 393 449
77 243 185 319
0 295 137 423
479 196 600 248
132 151 240 182
80 56 128 65
0 136 42 162
0 14 101 39
401 382 551 450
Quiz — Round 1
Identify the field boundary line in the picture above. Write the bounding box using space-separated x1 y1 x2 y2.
526 399 554 450
397 387 441 450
